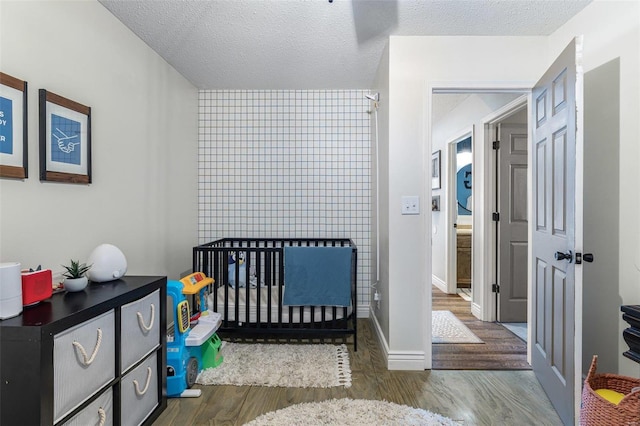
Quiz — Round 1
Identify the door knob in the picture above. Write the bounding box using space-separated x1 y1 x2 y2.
554 251 573 262
576 253 594 264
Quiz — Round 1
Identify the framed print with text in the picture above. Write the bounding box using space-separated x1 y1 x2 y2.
0 72 28 179
39 89 91 184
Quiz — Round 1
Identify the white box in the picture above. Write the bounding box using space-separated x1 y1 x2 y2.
0 262 22 320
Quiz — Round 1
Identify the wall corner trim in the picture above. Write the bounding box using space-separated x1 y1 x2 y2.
370 306 426 371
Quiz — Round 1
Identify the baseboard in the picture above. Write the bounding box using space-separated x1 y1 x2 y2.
432 275 446 293
369 306 425 371
471 302 482 319
387 351 426 370
369 306 390 366
357 305 370 318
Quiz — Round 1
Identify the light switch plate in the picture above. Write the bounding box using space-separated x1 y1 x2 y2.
401 196 420 215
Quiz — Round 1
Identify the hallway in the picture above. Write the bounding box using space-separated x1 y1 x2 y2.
432 286 530 370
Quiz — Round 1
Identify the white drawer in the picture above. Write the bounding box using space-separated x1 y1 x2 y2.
62 387 113 426
121 351 159 426
121 290 160 372
54 310 115 423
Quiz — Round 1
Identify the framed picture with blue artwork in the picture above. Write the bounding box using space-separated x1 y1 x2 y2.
39 89 91 183
0 72 28 179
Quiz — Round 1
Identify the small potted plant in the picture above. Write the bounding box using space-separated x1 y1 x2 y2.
62 259 92 292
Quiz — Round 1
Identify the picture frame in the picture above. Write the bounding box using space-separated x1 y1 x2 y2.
431 150 441 189
0 72 28 179
432 195 440 212
39 89 91 183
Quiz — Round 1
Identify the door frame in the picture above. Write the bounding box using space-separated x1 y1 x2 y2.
480 95 529 326
444 126 473 296
429 86 530 325
426 84 531 370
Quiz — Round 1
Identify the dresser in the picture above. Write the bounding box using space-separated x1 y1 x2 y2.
456 228 472 287
0 276 167 426
621 305 640 364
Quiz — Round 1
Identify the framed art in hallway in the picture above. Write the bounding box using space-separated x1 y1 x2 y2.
0 72 28 179
39 89 91 184
432 195 440 212
431 150 441 189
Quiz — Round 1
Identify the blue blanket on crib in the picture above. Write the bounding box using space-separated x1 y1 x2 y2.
283 246 352 307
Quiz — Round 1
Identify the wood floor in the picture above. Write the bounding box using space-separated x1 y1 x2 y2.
432 286 530 370
153 318 561 425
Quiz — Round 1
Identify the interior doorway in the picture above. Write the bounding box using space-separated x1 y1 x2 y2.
430 91 529 369
491 106 529 324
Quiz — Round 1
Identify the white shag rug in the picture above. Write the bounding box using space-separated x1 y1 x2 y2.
197 343 351 388
432 310 483 344
243 398 457 426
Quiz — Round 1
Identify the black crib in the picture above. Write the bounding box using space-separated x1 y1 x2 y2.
193 238 357 350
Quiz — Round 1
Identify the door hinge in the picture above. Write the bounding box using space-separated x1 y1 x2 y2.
492 212 500 221
493 140 500 150
492 283 500 293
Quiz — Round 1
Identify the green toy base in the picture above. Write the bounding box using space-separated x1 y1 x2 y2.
201 333 223 369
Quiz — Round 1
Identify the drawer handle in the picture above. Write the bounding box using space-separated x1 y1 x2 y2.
133 367 153 396
72 328 103 366
136 303 155 332
98 407 106 426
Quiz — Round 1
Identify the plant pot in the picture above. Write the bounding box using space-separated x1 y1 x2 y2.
64 276 88 292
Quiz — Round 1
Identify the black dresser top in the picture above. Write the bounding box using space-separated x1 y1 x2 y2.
0 276 166 335
621 305 640 318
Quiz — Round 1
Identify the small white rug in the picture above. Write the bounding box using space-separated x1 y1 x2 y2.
197 343 351 388
432 310 483 344
244 398 457 426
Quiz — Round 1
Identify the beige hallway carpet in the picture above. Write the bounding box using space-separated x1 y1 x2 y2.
432 310 483 344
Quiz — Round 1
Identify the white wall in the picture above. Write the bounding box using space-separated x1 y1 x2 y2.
582 58 622 376
381 36 546 368
197 90 372 310
547 0 640 377
0 0 198 280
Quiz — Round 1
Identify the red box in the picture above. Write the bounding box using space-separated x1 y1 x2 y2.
21 269 53 306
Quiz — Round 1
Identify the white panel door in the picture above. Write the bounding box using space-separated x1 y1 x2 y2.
531 37 583 426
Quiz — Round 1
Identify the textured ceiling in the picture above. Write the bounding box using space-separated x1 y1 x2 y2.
98 0 592 90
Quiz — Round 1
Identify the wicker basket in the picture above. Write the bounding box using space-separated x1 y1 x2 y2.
580 355 640 425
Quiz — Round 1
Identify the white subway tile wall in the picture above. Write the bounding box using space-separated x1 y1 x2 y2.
198 90 372 306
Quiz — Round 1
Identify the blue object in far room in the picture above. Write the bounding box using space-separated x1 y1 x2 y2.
283 246 352 307
228 252 247 288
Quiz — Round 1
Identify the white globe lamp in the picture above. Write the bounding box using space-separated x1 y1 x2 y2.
86 244 128 282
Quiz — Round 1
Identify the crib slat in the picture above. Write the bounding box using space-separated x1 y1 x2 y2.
266 250 272 326
255 250 261 327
